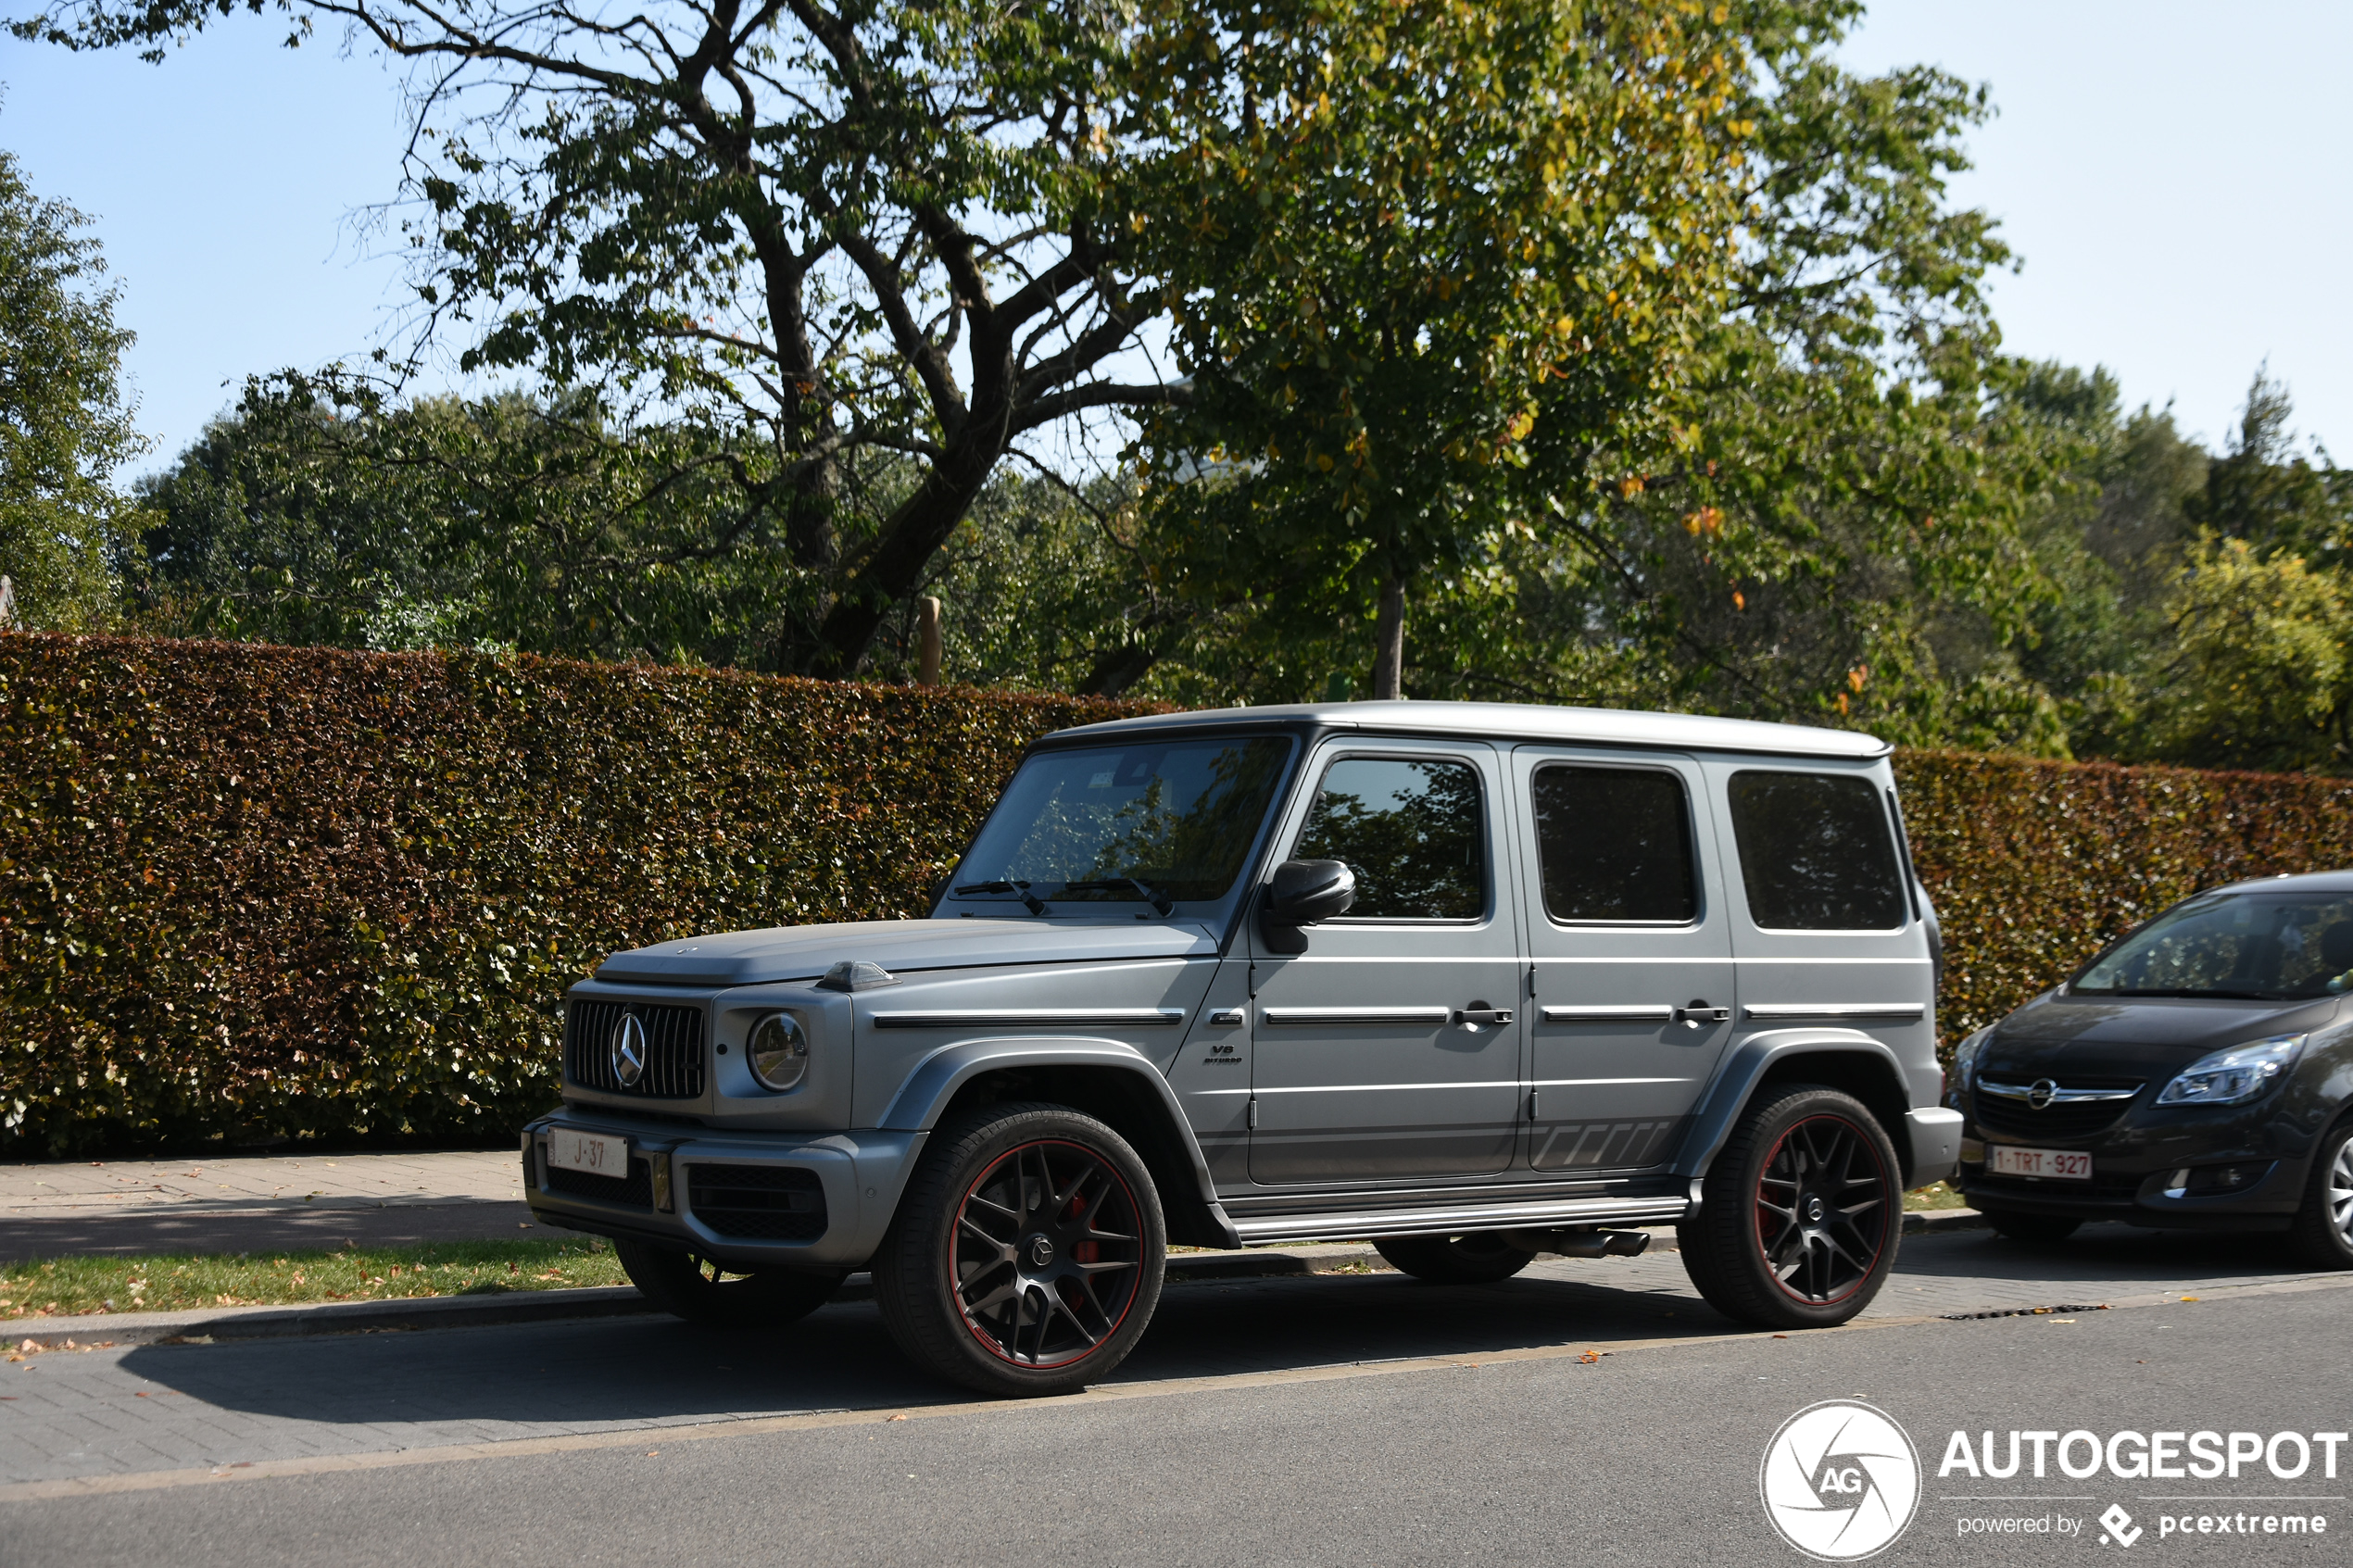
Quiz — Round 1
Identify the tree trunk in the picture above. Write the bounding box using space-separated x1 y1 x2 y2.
802 418 1004 678
1370 575 1406 699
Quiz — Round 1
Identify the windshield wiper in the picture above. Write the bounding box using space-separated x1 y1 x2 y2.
1058 876 1176 916
2104 987 2277 1000
953 880 1047 915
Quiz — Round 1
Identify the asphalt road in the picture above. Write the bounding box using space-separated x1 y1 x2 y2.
4 1229 2348 1568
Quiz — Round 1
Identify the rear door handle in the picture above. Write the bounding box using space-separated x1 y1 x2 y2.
1672 1003 1730 1028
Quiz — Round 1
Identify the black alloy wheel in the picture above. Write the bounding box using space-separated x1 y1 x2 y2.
1680 1085 1902 1330
1980 1208 2084 1245
1374 1232 1538 1284
2288 1116 2353 1270
612 1240 846 1329
875 1103 1165 1397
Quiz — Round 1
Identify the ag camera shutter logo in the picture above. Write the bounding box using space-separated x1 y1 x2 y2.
1759 1400 1922 1561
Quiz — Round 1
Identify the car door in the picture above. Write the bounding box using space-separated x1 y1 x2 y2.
1513 746 1737 1173
1247 740 1523 1185
1701 760 1933 1073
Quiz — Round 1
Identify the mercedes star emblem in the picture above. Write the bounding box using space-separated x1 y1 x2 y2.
610 1013 648 1088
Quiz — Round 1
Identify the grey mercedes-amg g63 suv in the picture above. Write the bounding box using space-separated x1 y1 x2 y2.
523 701 1958 1395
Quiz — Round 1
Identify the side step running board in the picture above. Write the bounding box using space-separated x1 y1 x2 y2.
1227 1194 1689 1246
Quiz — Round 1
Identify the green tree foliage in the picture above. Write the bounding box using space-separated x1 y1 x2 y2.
14 0 1768 684
1118 0 1755 696
2129 538 2353 772
1065 2 2074 737
132 370 812 662
0 144 145 628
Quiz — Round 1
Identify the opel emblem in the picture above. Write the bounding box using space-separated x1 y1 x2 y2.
2027 1077 2058 1110
610 1013 648 1087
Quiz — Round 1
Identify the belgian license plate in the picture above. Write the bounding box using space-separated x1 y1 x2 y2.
1990 1145 2091 1181
547 1129 626 1177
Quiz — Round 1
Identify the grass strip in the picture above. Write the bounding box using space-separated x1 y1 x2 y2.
2 1237 628 1320
1904 1180 1970 1212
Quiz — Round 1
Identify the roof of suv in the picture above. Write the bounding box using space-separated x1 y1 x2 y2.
1048 699 1889 760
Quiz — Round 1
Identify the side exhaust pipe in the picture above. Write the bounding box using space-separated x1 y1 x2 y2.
1500 1228 1654 1259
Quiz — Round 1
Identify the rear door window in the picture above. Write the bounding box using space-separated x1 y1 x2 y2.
1529 764 1698 923
1293 757 1486 921
1726 771 1906 931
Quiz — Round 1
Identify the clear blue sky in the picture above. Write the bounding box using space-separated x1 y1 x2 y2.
5 1 2349 471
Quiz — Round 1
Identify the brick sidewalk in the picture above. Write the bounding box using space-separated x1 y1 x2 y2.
0 1151 532 1263
1 1151 522 1216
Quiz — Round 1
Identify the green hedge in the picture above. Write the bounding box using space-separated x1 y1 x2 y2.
1 635 1151 1156
7 635 2353 1157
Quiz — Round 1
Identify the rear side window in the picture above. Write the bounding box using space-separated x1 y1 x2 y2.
1530 765 1698 922
1293 757 1486 920
1727 771 1905 931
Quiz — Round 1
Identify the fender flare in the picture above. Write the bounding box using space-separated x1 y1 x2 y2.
876 1035 1237 1246
1673 1028 1919 1186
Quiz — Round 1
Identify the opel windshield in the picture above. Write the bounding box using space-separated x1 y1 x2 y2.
2072 890 2353 1001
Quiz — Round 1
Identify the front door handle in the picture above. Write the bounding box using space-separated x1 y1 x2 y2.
1453 1005 1515 1029
1673 1002 1731 1029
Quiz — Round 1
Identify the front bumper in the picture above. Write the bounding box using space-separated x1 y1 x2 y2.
1956 1098 2309 1230
522 1107 927 1269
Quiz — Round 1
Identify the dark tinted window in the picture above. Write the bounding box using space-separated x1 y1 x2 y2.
1727 771 1905 931
1531 765 1698 922
1294 757 1486 920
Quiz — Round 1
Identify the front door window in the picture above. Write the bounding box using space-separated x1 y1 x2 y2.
1247 746 1520 1185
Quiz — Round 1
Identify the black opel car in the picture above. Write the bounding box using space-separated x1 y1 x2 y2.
1951 871 2353 1265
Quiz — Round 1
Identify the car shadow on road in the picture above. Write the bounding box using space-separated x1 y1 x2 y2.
107 1268 1739 1434
110 1227 2340 1436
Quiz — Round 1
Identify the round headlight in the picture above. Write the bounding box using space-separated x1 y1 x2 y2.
748 1012 810 1092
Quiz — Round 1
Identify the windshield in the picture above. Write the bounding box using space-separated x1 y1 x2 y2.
952 736 1294 909
2073 891 2353 1000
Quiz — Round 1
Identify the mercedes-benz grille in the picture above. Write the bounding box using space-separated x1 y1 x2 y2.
565 998 707 1098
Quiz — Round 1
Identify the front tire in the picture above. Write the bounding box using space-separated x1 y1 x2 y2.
1374 1233 1537 1284
613 1241 846 1329
874 1102 1165 1398
2288 1117 2353 1270
1679 1085 1901 1329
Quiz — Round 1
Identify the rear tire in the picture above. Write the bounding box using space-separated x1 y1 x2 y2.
873 1102 1165 1398
2287 1117 2353 1270
1678 1085 1901 1330
1980 1208 2084 1245
613 1241 846 1329
1373 1233 1537 1284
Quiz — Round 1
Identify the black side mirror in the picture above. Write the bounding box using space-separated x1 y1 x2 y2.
1260 859 1355 953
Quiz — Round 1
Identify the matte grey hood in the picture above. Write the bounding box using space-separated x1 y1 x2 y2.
595 917 1220 987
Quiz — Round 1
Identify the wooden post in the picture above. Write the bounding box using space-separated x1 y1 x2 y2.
917 596 943 686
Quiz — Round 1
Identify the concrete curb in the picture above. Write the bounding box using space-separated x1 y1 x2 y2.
4 1218 1984 1351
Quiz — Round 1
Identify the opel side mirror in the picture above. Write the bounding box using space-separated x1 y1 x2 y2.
1260 859 1355 953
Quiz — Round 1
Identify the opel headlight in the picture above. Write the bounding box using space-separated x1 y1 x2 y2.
749 1012 811 1092
2156 1034 2305 1106
1948 1025 1993 1100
